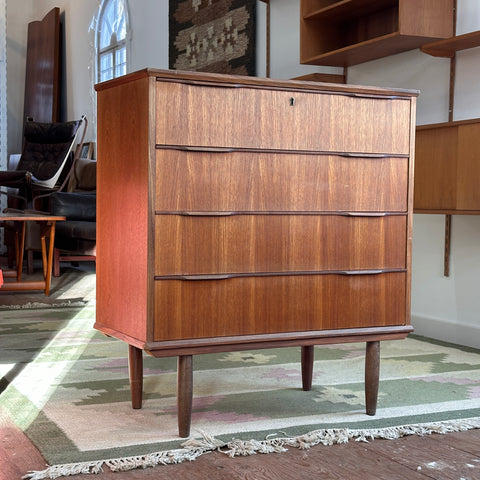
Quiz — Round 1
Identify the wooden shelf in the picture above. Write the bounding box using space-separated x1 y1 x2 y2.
302 32 436 68
421 30 480 58
300 0 453 67
303 0 395 21
414 118 480 213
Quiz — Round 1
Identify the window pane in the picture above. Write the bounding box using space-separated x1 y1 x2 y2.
98 0 128 82
116 47 126 76
100 52 114 82
100 0 126 48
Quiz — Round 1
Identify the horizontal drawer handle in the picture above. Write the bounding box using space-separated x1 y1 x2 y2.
156 211 406 217
338 212 389 217
349 92 409 100
155 269 405 281
175 211 238 217
156 144 409 158
337 270 385 276
166 145 236 153
340 152 391 158
157 77 241 89
156 76 415 99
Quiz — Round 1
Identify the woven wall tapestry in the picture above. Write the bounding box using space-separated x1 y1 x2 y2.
169 0 256 76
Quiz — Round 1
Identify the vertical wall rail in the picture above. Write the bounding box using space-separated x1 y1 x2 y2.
444 0 457 277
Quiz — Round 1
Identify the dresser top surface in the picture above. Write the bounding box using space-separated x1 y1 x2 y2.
95 68 419 98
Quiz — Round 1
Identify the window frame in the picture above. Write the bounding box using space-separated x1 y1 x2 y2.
96 0 130 83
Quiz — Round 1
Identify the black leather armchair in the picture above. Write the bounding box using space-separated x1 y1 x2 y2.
49 191 96 276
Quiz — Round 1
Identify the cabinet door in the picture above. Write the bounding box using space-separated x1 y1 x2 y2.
155 214 407 275
155 81 411 154
153 272 407 340
456 122 480 211
156 150 409 212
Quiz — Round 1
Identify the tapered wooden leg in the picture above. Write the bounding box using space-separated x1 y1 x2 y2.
301 345 314 391
177 355 193 438
128 345 143 409
365 341 380 416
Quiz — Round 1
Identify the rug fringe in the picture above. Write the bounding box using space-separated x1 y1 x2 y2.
2 300 91 310
23 417 480 479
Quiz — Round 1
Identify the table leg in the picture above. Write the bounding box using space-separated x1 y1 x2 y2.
365 341 380 416
128 345 143 409
43 222 56 296
301 345 314 391
16 222 26 282
177 355 193 438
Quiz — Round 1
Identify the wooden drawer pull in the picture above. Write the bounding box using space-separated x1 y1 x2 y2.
340 152 391 158
338 270 385 276
170 145 236 153
339 212 390 217
176 211 238 217
155 269 403 281
156 211 403 217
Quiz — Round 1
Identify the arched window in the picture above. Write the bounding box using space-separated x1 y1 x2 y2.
97 0 129 83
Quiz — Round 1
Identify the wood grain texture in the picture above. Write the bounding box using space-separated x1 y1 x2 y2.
155 151 409 212
95 76 154 342
414 118 480 212
153 272 407 341
23 7 61 123
155 82 411 154
155 214 407 275
95 70 415 429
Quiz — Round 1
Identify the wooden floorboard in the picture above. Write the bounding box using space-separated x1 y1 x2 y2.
2 404 479 480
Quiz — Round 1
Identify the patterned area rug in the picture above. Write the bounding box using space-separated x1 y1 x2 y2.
1 305 479 479
169 0 256 75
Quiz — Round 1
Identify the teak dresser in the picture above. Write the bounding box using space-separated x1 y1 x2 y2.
95 69 417 438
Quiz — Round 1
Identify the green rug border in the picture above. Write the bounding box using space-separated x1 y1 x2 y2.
3 307 479 478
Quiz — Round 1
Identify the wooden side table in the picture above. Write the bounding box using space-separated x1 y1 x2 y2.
0 212 65 295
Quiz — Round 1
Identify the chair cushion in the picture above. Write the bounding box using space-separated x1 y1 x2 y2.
17 120 80 181
50 192 96 221
56 220 96 242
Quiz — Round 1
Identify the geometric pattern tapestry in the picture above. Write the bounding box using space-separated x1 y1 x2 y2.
169 0 256 76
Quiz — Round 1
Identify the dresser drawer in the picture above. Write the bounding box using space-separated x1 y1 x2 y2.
155 214 407 275
155 150 409 212
153 272 407 341
155 80 411 154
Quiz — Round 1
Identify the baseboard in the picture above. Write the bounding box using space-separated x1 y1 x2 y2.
411 314 480 349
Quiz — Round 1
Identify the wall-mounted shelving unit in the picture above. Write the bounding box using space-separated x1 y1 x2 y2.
414 1 480 275
300 0 454 67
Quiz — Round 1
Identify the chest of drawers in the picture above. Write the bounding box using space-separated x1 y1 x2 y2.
95 69 417 437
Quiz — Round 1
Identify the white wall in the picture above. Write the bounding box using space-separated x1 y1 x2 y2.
5 0 480 348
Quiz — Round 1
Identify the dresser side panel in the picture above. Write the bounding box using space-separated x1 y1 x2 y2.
95 77 152 343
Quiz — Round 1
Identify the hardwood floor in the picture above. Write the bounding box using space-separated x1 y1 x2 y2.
2 406 479 480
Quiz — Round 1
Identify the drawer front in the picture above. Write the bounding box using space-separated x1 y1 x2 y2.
155 214 407 275
153 272 407 341
155 150 409 212
155 81 411 154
